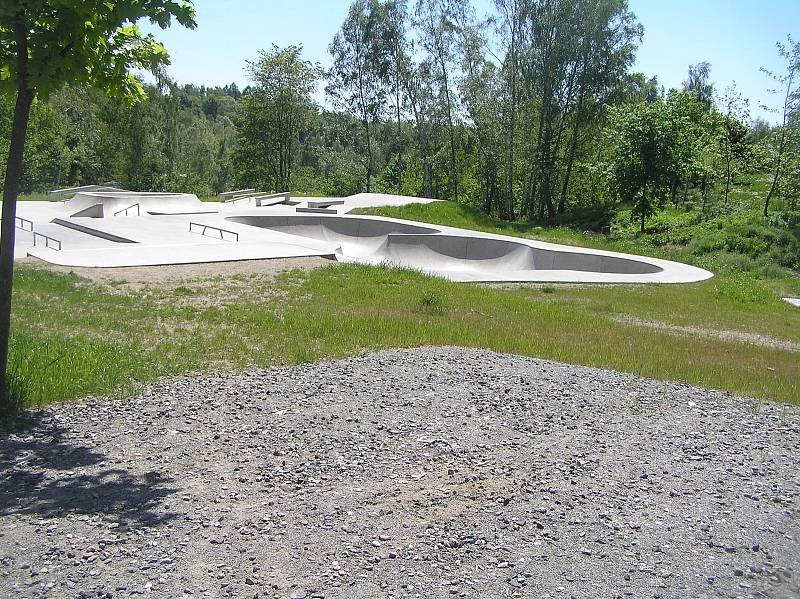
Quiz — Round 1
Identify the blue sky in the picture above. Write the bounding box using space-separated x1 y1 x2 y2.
141 0 799 123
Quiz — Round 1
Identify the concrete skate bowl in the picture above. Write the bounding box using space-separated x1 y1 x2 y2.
222 214 712 283
226 214 441 255
66 191 218 217
369 234 664 276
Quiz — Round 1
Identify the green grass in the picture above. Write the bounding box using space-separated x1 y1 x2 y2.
8 260 799 411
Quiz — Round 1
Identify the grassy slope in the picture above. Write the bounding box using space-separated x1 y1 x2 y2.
8 176 800 408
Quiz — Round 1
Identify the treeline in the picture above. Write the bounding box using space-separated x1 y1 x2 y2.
1 0 798 230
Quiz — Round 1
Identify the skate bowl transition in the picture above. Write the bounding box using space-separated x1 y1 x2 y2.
226 214 711 283
67 191 218 217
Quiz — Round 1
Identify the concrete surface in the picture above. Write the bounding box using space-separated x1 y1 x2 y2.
7 192 712 283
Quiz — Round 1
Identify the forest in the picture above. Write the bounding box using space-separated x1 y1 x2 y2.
0 0 798 240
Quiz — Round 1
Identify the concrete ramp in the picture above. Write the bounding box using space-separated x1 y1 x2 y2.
226 214 671 279
52 218 137 243
67 191 218 217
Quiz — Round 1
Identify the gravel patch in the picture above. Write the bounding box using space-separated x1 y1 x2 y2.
1 346 798 599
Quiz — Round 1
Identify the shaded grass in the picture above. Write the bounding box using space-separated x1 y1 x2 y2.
9 262 800 410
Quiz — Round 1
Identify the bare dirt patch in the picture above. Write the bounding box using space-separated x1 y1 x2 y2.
17 255 332 287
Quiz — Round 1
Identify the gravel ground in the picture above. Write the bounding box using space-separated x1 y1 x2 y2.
1 346 798 599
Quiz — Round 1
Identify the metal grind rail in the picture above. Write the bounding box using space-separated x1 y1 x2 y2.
15 215 33 232
114 203 141 217
218 188 255 202
33 231 62 250
188 221 240 242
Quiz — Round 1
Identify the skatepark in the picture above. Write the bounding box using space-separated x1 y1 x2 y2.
10 187 713 283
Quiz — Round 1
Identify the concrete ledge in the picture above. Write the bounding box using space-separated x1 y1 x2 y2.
296 207 338 214
307 199 345 209
255 192 291 207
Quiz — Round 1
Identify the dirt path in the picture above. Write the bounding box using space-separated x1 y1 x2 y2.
614 314 800 352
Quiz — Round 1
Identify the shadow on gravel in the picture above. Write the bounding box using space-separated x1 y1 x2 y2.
0 414 180 526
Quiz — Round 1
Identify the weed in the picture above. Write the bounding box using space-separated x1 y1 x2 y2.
417 290 447 315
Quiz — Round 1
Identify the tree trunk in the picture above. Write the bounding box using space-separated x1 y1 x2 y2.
700 174 708 212
765 67 795 216
363 119 373 193
639 184 647 234
764 141 782 217
442 77 458 202
1 13 35 412
395 72 402 195
503 13 518 221
558 102 582 214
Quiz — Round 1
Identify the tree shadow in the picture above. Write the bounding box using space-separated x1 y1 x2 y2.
0 412 181 526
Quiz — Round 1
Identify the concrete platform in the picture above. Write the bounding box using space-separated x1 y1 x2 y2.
6 192 713 283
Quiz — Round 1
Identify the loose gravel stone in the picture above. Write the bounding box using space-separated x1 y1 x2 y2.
1 346 798 598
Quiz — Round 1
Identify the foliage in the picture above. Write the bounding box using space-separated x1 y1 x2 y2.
0 1 195 102
234 45 322 193
606 94 700 231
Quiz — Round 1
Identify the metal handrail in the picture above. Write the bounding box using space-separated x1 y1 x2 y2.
219 188 255 202
221 190 264 203
15 216 33 232
33 232 62 250
188 221 239 242
114 203 140 217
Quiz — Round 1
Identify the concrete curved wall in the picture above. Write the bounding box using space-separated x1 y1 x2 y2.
376 234 662 275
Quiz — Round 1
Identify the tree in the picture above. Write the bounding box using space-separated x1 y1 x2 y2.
235 45 322 192
415 0 462 202
494 0 524 219
607 97 693 232
456 6 503 214
761 36 800 216
0 0 196 415
327 0 394 192
515 0 640 221
683 61 713 111
718 83 751 205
